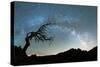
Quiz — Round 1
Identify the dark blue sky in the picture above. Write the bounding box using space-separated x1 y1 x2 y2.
14 2 97 56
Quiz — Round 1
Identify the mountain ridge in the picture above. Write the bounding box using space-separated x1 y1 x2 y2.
11 45 97 66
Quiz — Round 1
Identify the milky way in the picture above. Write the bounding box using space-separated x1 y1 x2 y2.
14 2 97 56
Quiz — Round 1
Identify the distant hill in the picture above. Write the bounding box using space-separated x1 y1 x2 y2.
11 45 97 66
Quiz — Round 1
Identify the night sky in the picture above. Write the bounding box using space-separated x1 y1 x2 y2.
14 2 97 56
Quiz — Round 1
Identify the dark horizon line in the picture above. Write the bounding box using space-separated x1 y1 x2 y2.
27 45 97 57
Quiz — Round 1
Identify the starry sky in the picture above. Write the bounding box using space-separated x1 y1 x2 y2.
14 2 97 56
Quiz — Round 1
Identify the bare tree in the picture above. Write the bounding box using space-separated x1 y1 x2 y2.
23 23 53 52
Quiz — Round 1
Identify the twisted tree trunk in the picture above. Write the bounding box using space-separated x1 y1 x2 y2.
23 34 31 52
23 32 34 52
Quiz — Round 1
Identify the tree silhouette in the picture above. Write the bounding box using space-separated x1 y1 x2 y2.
23 23 53 52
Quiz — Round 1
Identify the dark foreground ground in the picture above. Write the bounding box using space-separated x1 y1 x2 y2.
11 45 97 66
